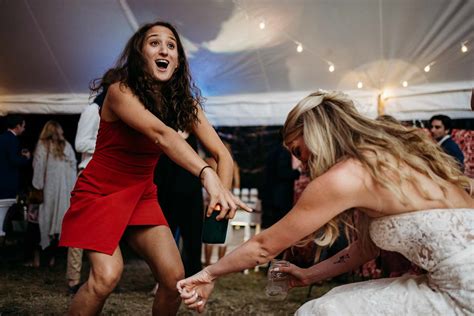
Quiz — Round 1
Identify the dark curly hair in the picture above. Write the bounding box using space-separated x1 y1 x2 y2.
91 21 202 132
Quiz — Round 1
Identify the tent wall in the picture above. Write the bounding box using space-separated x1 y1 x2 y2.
0 94 89 116
0 89 378 126
1 84 471 125
383 81 474 121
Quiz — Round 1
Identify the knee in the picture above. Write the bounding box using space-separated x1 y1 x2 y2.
88 265 123 298
159 266 184 292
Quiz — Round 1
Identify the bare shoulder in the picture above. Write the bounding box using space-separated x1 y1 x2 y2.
290 159 369 221
323 158 371 193
103 82 147 121
297 159 369 210
108 82 134 101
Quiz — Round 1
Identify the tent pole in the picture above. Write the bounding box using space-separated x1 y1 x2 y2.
377 93 385 116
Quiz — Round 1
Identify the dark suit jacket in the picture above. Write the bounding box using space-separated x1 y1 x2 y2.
0 131 30 199
262 145 300 227
441 136 465 170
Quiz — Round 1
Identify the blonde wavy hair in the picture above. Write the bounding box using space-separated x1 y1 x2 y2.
282 90 471 247
38 120 66 159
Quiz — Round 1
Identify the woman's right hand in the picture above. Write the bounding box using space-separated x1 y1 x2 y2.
274 263 312 289
200 167 252 220
177 268 216 313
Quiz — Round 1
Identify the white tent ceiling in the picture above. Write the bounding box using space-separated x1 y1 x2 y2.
0 0 473 125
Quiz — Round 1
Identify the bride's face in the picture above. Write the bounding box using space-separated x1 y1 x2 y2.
287 135 310 163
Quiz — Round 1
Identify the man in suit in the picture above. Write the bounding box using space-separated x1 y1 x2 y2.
429 114 464 170
0 114 30 199
0 114 30 239
262 142 300 228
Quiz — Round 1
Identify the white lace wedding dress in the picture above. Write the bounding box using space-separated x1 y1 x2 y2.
296 209 474 316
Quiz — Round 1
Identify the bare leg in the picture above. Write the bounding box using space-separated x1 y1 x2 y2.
126 226 184 316
67 247 84 287
218 245 227 259
68 247 123 315
204 244 213 266
33 249 40 268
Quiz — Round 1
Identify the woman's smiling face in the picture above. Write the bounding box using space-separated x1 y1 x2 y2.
142 25 179 82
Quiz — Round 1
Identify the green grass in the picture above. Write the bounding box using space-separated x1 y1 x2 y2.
0 252 338 315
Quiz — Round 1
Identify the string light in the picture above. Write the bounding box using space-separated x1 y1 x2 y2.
239 4 462 85
296 42 303 53
424 61 436 72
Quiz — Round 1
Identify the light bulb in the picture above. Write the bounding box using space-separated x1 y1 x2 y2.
259 21 265 30
424 65 430 72
296 43 303 53
461 43 468 53
357 81 363 89
402 81 408 87
328 64 335 72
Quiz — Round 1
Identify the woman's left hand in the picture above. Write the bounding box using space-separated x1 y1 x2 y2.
177 268 215 313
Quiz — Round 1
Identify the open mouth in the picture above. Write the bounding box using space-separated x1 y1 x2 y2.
155 59 169 70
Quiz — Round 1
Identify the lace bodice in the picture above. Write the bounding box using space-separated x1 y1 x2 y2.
297 209 474 315
369 209 474 271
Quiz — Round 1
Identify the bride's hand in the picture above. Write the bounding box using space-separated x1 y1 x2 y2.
177 268 215 313
274 263 311 288
200 167 252 220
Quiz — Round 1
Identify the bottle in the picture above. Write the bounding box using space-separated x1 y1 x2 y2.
265 259 290 300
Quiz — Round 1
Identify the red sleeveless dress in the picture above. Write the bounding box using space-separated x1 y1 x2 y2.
59 119 168 255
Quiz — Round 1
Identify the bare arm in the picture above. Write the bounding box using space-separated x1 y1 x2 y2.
278 239 379 288
233 163 240 189
178 161 370 311
205 166 362 278
103 83 249 213
192 106 248 218
104 83 207 176
192 107 233 188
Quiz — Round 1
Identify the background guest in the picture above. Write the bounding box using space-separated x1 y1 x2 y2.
261 141 300 228
32 120 77 266
66 93 103 294
429 114 465 170
0 115 30 240
154 131 204 277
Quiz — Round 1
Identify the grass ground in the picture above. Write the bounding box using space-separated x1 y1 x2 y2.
0 241 339 315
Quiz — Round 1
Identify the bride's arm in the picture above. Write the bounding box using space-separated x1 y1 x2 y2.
177 160 376 312
278 239 379 288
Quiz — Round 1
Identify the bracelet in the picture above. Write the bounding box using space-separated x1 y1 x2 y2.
199 165 212 180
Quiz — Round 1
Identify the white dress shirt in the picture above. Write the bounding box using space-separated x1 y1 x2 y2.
75 103 100 170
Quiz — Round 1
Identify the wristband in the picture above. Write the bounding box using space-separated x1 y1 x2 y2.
199 165 212 180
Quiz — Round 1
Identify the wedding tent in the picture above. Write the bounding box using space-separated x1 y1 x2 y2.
0 0 472 125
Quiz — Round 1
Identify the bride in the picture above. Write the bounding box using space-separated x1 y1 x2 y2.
178 90 473 315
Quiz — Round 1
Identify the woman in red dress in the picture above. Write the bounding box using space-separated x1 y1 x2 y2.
59 21 249 315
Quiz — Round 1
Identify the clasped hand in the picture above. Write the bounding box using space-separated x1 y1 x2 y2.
177 268 215 313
